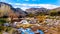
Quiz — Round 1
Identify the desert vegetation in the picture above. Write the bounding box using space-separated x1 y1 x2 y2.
0 2 60 34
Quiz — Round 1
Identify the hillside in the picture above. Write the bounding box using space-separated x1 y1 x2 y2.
0 2 27 18
0 2 60 18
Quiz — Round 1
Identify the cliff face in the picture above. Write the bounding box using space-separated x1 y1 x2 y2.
0 2 14 17
0 2 27 18
0 2 12 10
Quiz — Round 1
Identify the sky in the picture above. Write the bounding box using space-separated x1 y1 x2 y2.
0 0 60 10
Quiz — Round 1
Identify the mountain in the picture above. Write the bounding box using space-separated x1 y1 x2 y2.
0 2 14 17
26 8 50 15
0 2 60 17
14 8 28 17
52 7 60 12
0 2 27 18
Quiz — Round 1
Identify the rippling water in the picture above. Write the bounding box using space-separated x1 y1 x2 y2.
17 28 44 34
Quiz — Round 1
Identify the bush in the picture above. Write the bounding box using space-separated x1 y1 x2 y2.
0 18 7 24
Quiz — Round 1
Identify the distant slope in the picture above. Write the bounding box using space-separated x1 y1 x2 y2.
26 8 50 15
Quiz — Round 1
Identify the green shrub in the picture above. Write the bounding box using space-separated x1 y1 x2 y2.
0 18 7 24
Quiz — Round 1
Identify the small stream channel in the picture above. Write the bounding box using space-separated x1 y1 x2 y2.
17 28 44 34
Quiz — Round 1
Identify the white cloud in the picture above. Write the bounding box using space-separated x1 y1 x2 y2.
0 0 60 11
8 3 60 10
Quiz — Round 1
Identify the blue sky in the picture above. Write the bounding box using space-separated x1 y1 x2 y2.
0 0 58 4
0 0 60 10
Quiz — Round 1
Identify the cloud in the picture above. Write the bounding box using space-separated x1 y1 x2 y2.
8 3 60 10
0 0 60 11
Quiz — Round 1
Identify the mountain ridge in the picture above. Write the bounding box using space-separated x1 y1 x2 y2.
0 2 60 17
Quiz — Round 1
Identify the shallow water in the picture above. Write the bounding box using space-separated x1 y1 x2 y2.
17 28 44 34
